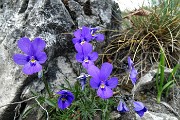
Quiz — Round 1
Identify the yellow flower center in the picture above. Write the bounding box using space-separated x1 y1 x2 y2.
100 84 105 89
31 59 36 63
84 59 89 63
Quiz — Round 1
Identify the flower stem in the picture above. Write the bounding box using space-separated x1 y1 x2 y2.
41 75 52 97
157 91 161 103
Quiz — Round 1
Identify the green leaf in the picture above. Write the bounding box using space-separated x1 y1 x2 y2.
45 98 56 107
22 106 34 119
162 80 174 92
159 49 165 90
165 83 174 97
63 78 72 90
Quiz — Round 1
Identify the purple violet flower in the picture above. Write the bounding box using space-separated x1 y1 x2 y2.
133 101 147 117
90 27 99 34
75 42 98 69
76 73 90 90
127 56 138 85
13 37 47 75
90 27 105 41
72 26 92 45
130 67 138 85
117 101 129 112
57 90 75 110
128 56 134 70
87 62 118 99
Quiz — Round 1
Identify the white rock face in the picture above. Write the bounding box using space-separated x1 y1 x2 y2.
132 66 172 95
136 111 178 120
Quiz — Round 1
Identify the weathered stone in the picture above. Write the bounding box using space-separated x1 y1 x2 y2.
110 111 121 120
67 0 113 27
132 65 173 95
168 85 180 117
47 56 77 91
0 0 119 119
136 111 179 120
0 0 75 118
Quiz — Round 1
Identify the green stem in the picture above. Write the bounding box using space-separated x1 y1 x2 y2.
156 49 165 103
157 91 161 103
159 49 165 91
42 76 52 97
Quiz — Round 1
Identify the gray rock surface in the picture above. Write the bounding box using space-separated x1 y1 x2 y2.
132 65 173 95
109 110 179 120
0 0 119 119
136 111 178 120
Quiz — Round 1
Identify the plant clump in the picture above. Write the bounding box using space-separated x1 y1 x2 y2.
103 0 180 76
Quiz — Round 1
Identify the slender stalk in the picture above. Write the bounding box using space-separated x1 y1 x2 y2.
157 91 161 103
156 49 165 103
159 50 165 91
41 75 52 97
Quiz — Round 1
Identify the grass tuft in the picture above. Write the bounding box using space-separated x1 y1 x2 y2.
103 0 180 77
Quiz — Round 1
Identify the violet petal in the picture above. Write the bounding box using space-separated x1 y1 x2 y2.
82 42 93 56
35 52 47 64
106 77 118 89
76 53 84 63
72 38 80 44
133 101 145 111
117 101 129 112
97 86 113 99
32 37 46 53
128 56 133 70
88 52 98 61
82 60 94 69
95 34 104 41
57 90 74 110
17 37 32 55
13 54 29 65
130 67 138 85
99 62 113 80
74 29 81 39
90 78 101 89
87 65 100 79
22 62 42 75
81 26 92 42
75 43 83 53
136 107 147 117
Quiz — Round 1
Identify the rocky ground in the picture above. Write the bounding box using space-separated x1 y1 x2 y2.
0 0 179 120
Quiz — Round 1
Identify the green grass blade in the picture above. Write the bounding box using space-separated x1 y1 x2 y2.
45 98 56 107
159 49 165 91
162 80 174 92
165 84 174 97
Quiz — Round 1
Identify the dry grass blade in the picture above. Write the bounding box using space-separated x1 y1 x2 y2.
123 8 152 19
103 0 180 85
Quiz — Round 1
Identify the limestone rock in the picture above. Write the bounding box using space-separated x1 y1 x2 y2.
132 65 173 95
0 0 119 119
136 111 179 120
